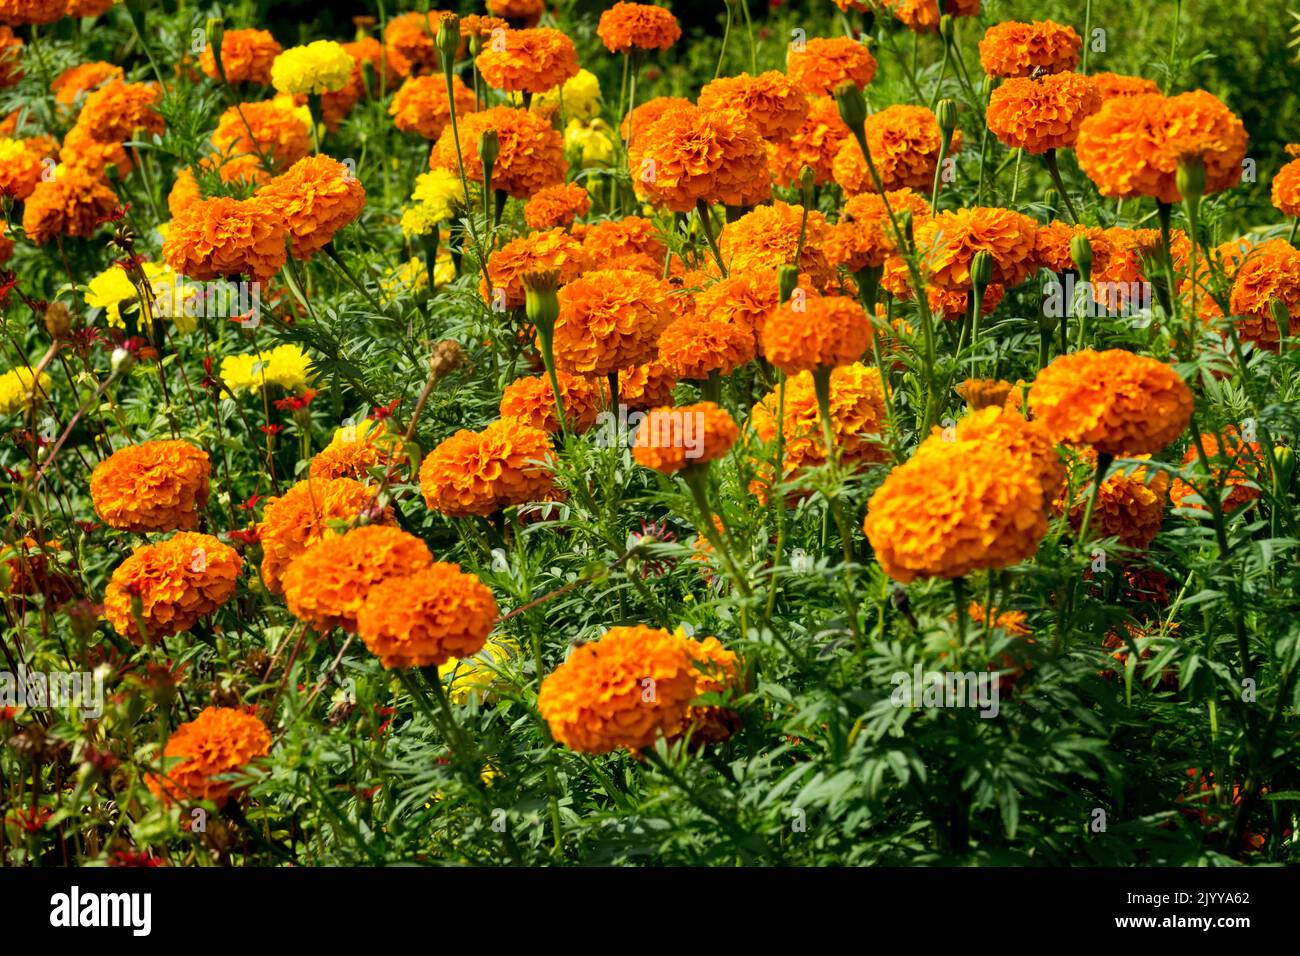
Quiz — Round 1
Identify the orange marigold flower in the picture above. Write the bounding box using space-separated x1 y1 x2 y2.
523 182 591 230
420 418 555 517
21 166 119 244
698 71 809 142
1076 91 1248 203
927 282 1006 321
0 26 21 88
915 405 1064 509
915 206 1038 291
787 36 877 96
1227 237 1300 349
477 27 578 95
309 418 405 482
1170 426 1263 513
211 99 311 179
763 293 872 375
481 227 589 310
692 269 780 350
163 195 287 280
631 401 738 474
1059 447 1168 550
282 524 432 633
1090 71 1160 101
552 268 674 375
320 38 389 130
147 707 271 808
1272 158 1300 218
500 370 601 434
619 360 678 409
384 10 454 77
863 440 1048 583
720 201 833 288
833 103 951 194
357 562 498 669
978 19 1081 78
768 95 850 186
581 216 665 268
488 0 543 27
627 104 771 213
0 136 45 199
255 155 365 259
65 0 113 14
103 532 240 642
1034 219 1110 273
1028 349 1193 456
51 61 122 105
538 625 736 753
956 378 1015 411
0 0 66 26
199 28 282 85
257 476 391 595
90 440 210 533
987 71 1100 154
77 79 164 143
597 2 681 54
59 123 133 178
750 362 888 476
430 105 565 199
880 0 981 33
389 74 476 140
826 187 930 271
656 312 756 380
620 95 692 140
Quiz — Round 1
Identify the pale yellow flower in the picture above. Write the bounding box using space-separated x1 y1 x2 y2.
0 367 52 416
270 41 353 95
536 69 602 120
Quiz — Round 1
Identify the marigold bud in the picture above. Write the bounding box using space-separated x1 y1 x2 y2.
777 264 799 304
1274 444 1295 489
833 81 868 131
970 249 994 288
437 13 461 65
936 98 958 143
1070 234 1093 281
1176 155 1206 205
521 269 561 333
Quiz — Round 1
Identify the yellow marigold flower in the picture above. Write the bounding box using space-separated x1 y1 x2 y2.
523 182 590 231
787 36 877 96
597 2 682 54
379 257 429 304
83 261 196 331
420 419 556 517
0 366 52 415
477 27 578 95
539 625 737 753
632 401 738 474
270 40 355 95
255 154 365 260
656 312 756 380
914 206 1039 291
978 19 1081 78
103 532 241 642
552 268 674 375
1272 158 1300 218
1169 426 1263 513
699 71 808 143
750 362 888 478
564 117 616 167
147 707 271 808
1028 349 1193 456
310 418 404 482
763 293 872 375
220 343 315 395
282 524 432 633
431 105 566 199
987 72 1101 154
438 639 517 705
627 103 772 213
863 440 1048 583
389 74 476 140
719 201 833 289
833 103 953 194
90 440 210 533
500 370 601 434
482 227 590 310
535 68 602 120
356 562 498 668
257 477 391 595
199 28 281 85
767 95 851 186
